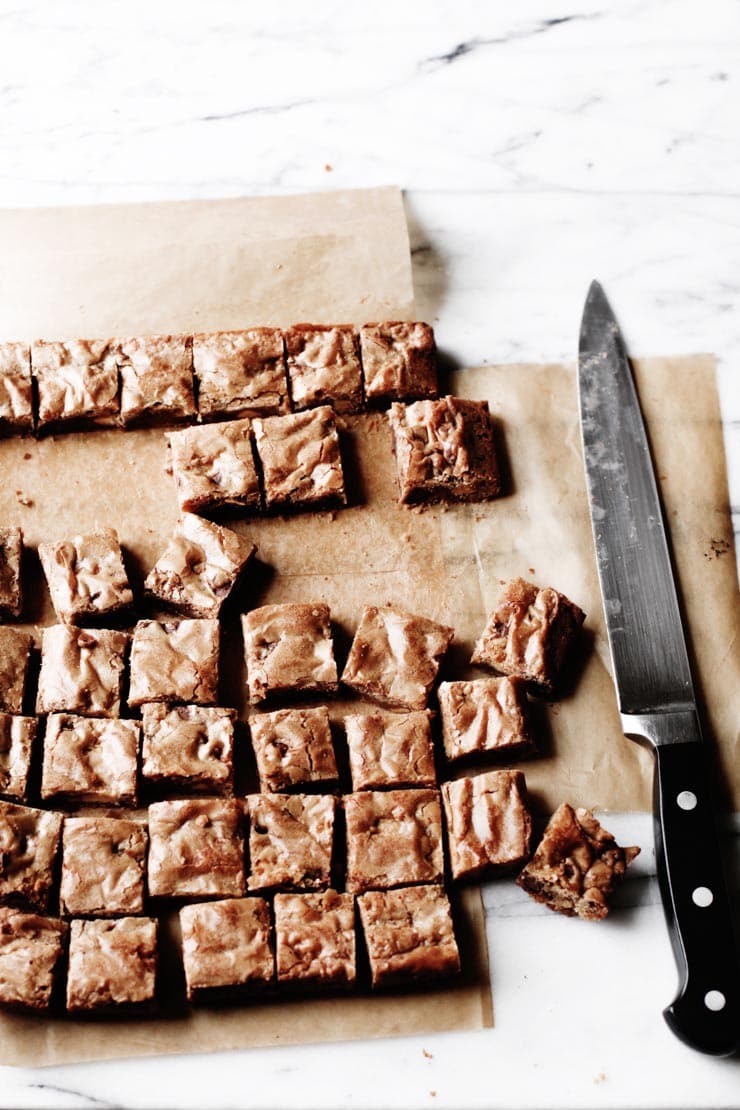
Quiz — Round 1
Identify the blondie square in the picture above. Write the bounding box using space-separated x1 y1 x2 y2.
166 419 262 514
180 896 273 1002
247 793 336 892
60 815 147 917
438 677 533 762
0 342 33 434
0 908 67 1010
0 800 62 912
472 578 586 693
516 803 640 921
344 710 437 791
360 322 437 406
115 333 195 425
284 324 363 413
249 706 338 793
0 713 37 801
36 625 129 718
141 704 236 794
38 528 133 625
145 514 256 619
242 603 338 703
274 890 355 988
0 628 32 714
357 884 460 988
253 406 347 512
41 714 140 806
341 605 453 712
128 618 220 707
66 916 157 1013
32 339 119 429
388 396 501 504
194 328 288 420
344 789 444 894
147 797 245 898
442 769 532 880
0 526 23 620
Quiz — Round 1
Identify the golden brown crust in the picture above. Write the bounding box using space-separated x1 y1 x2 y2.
357 884 460 988
41 714 140 806
32 339 119 429
249 705 338 793
344 788 444 894
36 625 129 718
0 627 32 715
0 907 67 1011
344 710 437 790
438 677 533 762
60 816 147 917
147 797 245 899
274 889 355 987
193 328 288 419
38 528 133 625
0 526 23 619
141 704 235 793
442 770 532 880
284 324 362 414
115 334 195 424
360 322 437 405
242 603 338 703
0 713 36 801
166 418 262 513
0 800 62 912
66 917 157 1012
247 793 336 892
180 896 273 1001
253 406 346 511
128 618 220 706
0 342 33 433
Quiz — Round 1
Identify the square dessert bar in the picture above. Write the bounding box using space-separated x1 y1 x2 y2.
66 916 158 1013
60 815 147 917
128 618 220 706
344 788 444 894
341 605 453 712
194 328 288 420
145 513 256 619
438 677 533 763
166 419 262 515
253 406 347 512
359 322 438 406
0 526 23 619
345 710 437 791
0 342 33 435
247 793 336 892
516 803 640 921
38 528 133 625
147 797 245 898
0 908 67 1011
141 704 236 794
249 705 338 793
472 578 586 693
284 324 363 414
274 890 355 989
41 714 140 806
180 896 273 1002
32 338 119 430
0 627 32 714
242 603 338 703
388 396 501 504
36 625 129 718
115 333 195 425
442 769 532 881
0 800 62 912
0 713 38 802
357 884 460 988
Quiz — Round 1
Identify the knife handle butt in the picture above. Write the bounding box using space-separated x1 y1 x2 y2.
653 737 740 1056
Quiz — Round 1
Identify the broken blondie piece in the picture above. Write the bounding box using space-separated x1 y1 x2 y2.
60 815 147 917
344 788 444 894
166 418 262 514
194 328 288 420
141 704 236 794
357 884 460 988
32 339 119 430
147 797 245 898
359 322 438 406
128 618 220 706
249 705 338 793
0 342 33 435
144 513 256 619
41 714 140 806
472 578 586 694
437 677 533 763
344 710 437 791
0 627 32 714
38 528 133 625
0 713 37 802
0 907 67 1011
242 603 338 703
388 396 501 504
180 896 274 1002
516 803 640 921
247 793 336 892
0 800 62 912
253 406 347 512
0 526 23 620
284 324 363 413
442 769 532 880
36 625 129 718
274 889 355 989
341 605 453 712
115 333 195 425
66 917 158 1013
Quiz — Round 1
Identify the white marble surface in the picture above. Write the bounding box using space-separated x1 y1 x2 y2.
1 1 739 1106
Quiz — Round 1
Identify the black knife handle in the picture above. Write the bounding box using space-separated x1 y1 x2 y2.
653 737 740 1056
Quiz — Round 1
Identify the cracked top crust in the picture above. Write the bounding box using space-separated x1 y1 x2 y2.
40 714 140 806
344 788 444 894
36 625 129 718
38 528 133 625
141 704 235 792
253 406 346 509
0 800 63 912
438 677 532 762
250 705 338 793
247 793 336 892
274 889 355 986
147 797 245 898
344 710 437 790
60 815 147 917
357 884 460 987
284 324 362 413
0 343 33 431
360 322 437 405
180 896 273 998
145 514 256 619
341 605 453 711
32 339 119 427
166 418 262 513
0 907 67 1010
0 526 23 619
66 916 157 1012
128 618 220 706
115 333 195 423
0 627 32 715
0 713 36 801
442 769 532 880
242 603 338 703
194 328 288 419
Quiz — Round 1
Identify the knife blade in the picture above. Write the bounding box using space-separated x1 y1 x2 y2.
578 280 740 1056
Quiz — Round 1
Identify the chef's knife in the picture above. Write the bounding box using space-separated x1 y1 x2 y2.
578 280 740 1056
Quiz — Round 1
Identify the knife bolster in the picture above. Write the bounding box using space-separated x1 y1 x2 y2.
621 709 703 750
